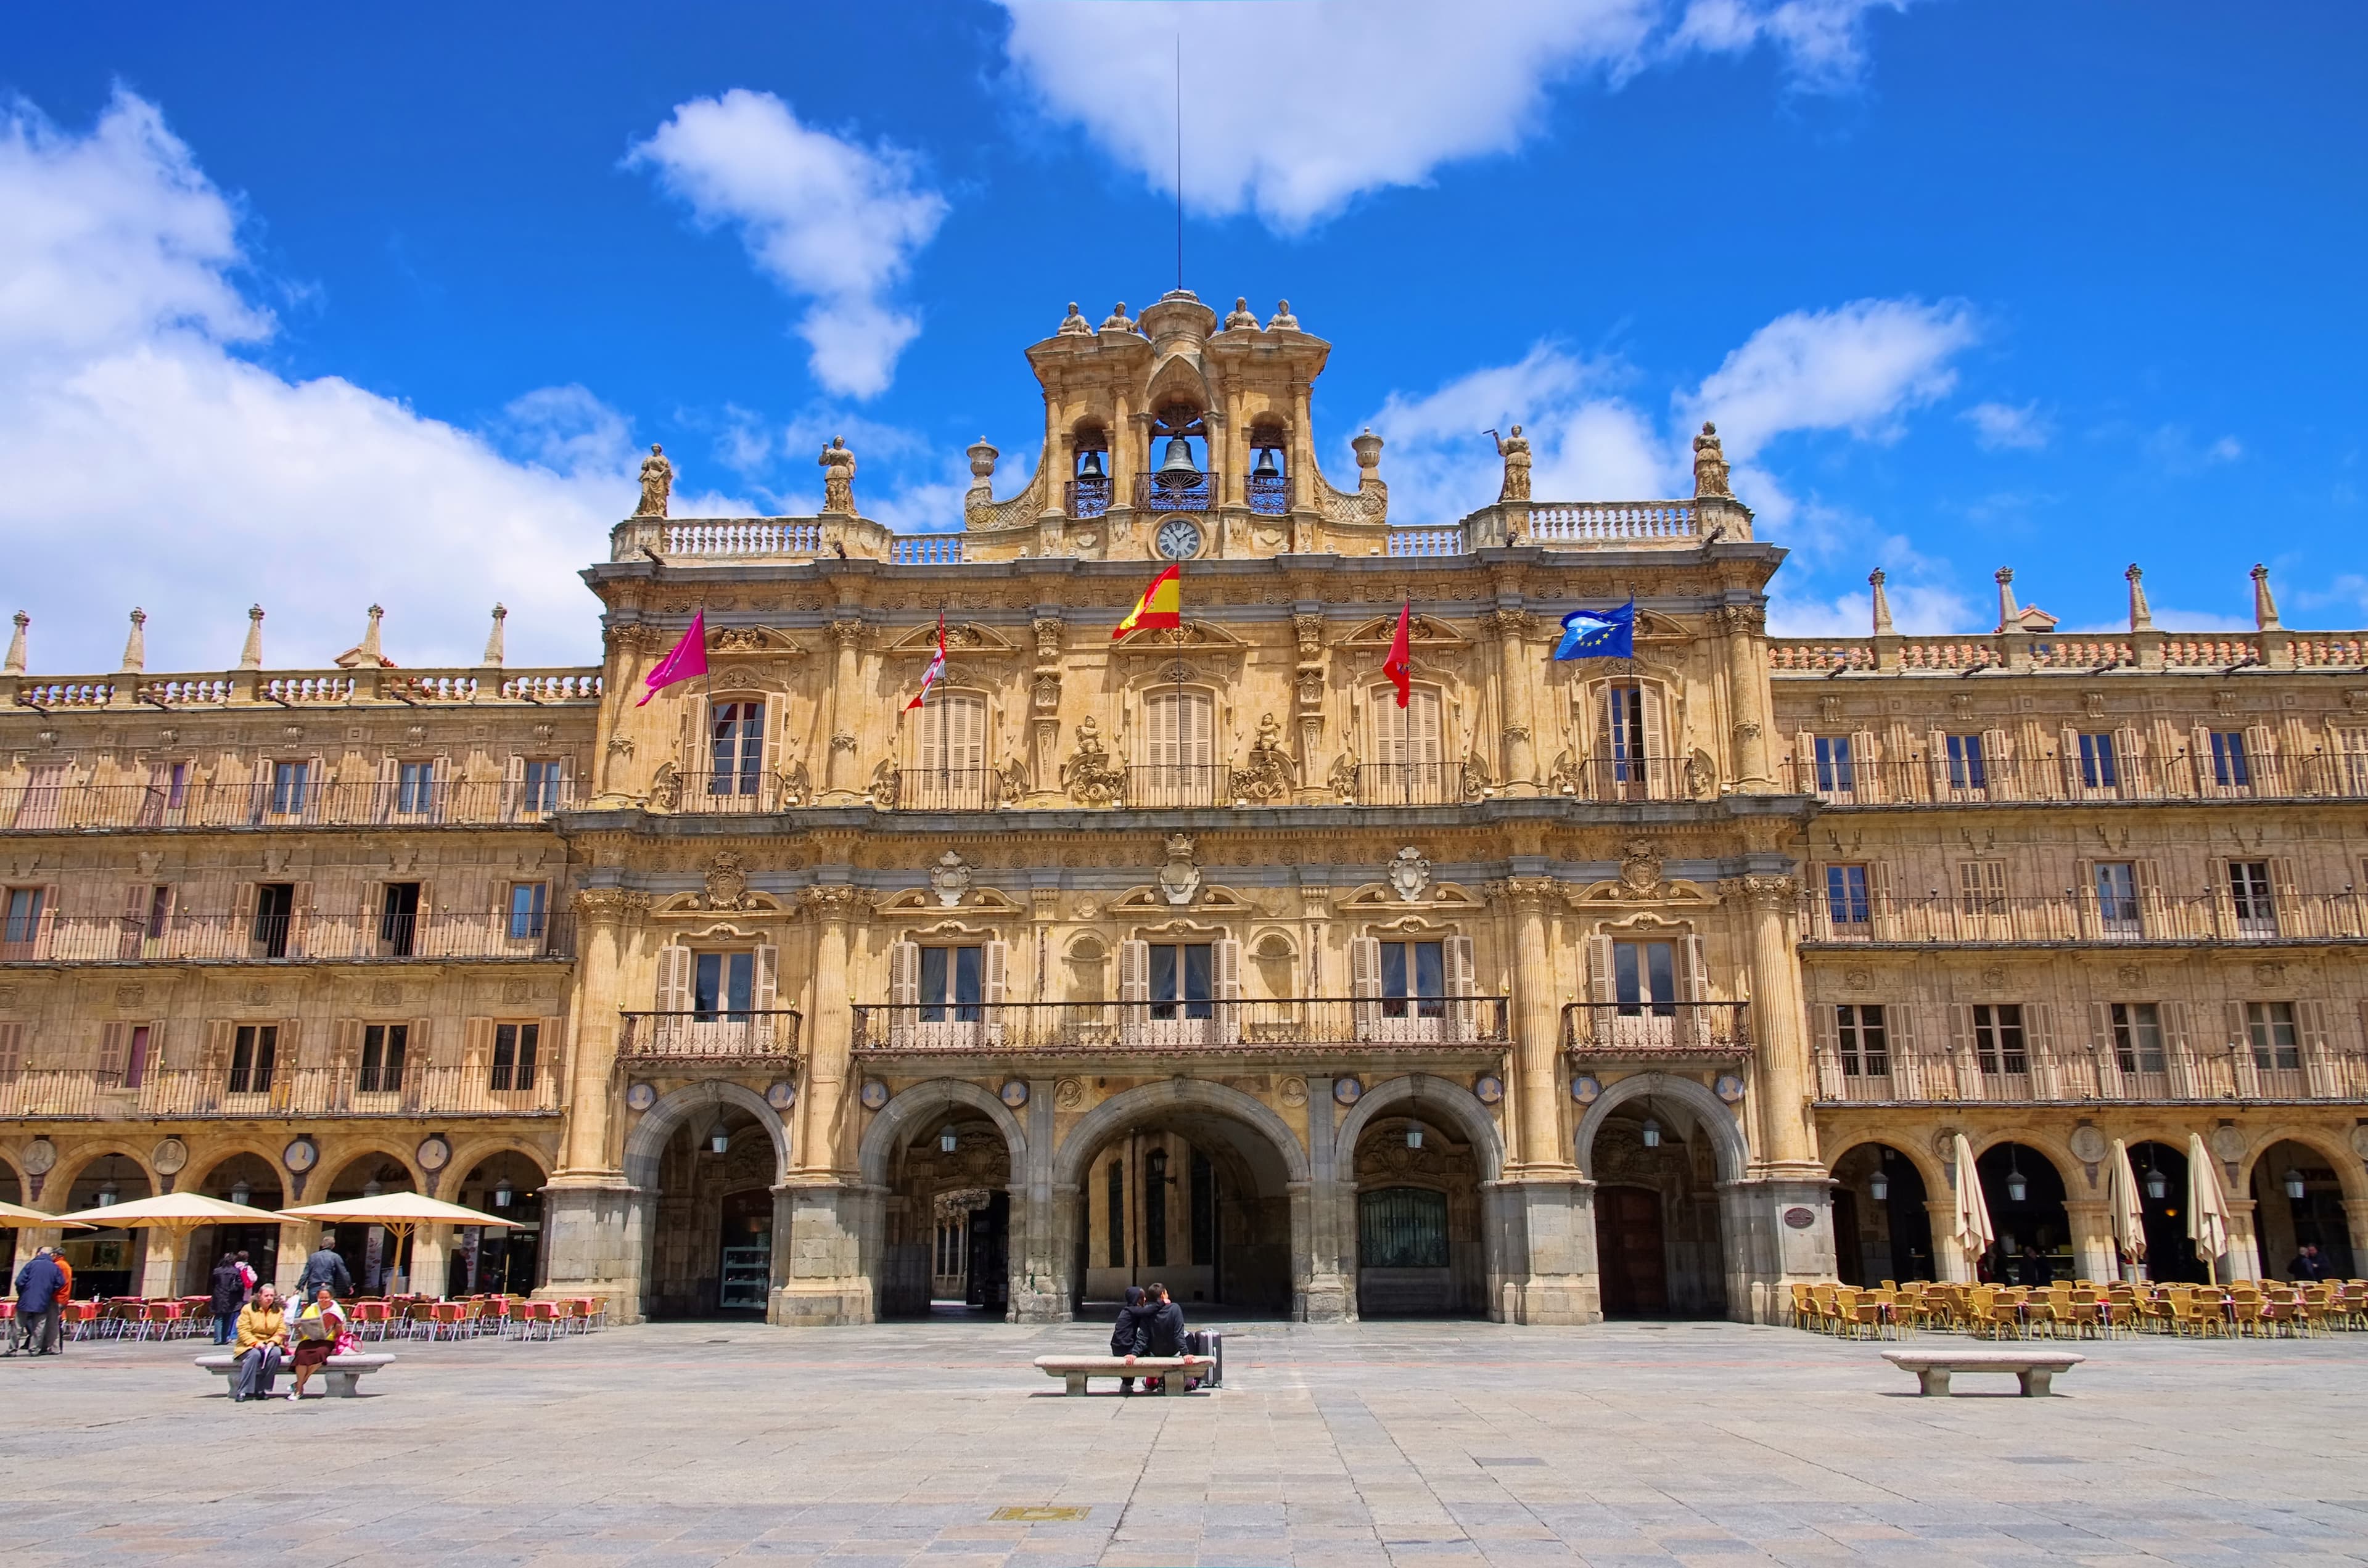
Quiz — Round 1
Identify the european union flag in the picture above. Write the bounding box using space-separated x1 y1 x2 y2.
1553 600 1636 660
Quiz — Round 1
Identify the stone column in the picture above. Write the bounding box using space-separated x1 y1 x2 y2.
2225 1196 2260 1282
1300 1074 1349 1321
823 617 863 795
1009 1075 1067 1321
275 1221 315 1297
1719 604 1774 789
1738 875 1815 1170
1487 609 1537 794
1502 879 1566 1172
541 887 647 1320
409 1223 448 1297
778 884 872 1324
2062 1198 2116 1283
1926 1199 1971 1282
140 1227 186 1298
2343 1198 2368 1275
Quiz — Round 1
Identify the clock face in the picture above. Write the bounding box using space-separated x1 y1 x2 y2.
1155 519 1202 560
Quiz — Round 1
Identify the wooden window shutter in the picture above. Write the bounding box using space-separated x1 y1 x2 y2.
2224 999 2259 1098
335 1018 363 1070
2025 1001 2059 1099
1444 935 1476 995
0 1022 23 1077
35 884 59 959
2244 723 2276 791
2059 723 2082 795
98 1021 130 1080
1410 688 1442 766
887 940 920 1008
1811 1000 1841 1097
1794 729 1816 789
206 1018 234 1075
1889 1001 1922 1098
540 1016 564 1097
409 1016 434 1072
656 945 694 1013
981 939 1009 1006
1851 727 1878 802
376 754 399 823
752 943 779 1013
1870 861 1894 932
1681 931 1709 1002
1118 939 1151 1006
1925 727 1949 798
1212 937 1243 1039
503 753 525 820
1949 1003 1977 1100
290 881 314 957
1981 726 2012 799
1643 685 1673 796
1589 932 1616 1004
2272 856 2301 909
464 1016 495 1070
2161 999 2197 1097
1348 935 1382 998
2115 725 2145 795
2088 1001 2122 1099
2189 722 2215 793
2296 999 2334 1096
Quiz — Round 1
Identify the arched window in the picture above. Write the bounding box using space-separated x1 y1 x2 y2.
1248 419 1288 514
906 692 988 809
1068 423 1111 519
1138 689 1216 807
1366 685 1447 804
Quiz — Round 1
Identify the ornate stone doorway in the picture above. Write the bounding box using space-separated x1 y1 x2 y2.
1597 1186 1667 1316
1588 1103 1730 1318
1352 1111 1486 1317
880 1112 1013 1318
644 1103 778 1318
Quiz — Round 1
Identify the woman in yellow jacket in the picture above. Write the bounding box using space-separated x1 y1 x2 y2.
231 1286 289 1402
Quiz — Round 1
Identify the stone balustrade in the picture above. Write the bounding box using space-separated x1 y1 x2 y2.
2 666 599 712
1772 626 2366 675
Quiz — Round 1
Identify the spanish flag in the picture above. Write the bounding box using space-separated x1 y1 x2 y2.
1112 563 1183 640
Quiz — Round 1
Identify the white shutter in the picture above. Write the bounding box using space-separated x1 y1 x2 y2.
1851 728 1878 803
982 938 1009 1006
1981 727 2012 800
2245 723 2276 794
1643 686 1672 798
376 755 400 823
1949 1003 1976 1102
656 945 693 1014
2191 723 2216 795
503 753 525 821
1212 937 1242 1041
1926 727 1949 800
1349 935 1381 1033
888 940 921 1008
1590 932 1616 1004
1793 729 1816 793
1444 934 1477 1042
1118 938 1151 1001
2116 725 2145 797
1409 688 1442 766
1681 931 1709 1003
752 943 779 1014
290 881 313 958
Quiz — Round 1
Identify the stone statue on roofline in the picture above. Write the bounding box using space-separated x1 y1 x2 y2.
636 444 673 517
1692 422 1732 499
819 436 857 515
1494 425 1531 504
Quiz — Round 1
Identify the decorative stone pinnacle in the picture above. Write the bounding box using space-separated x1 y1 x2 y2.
237 605 266 671
2251 563 2281 630
1868 569 1894 636
5 611 27 675
119 607 147 675
2125 564 2153 631
966 437 998 482
482 603 508 667
1993 568 2018 633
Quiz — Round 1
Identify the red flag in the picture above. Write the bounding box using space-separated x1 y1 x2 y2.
635 610 709 707
905 612 948 712
1383 601 1412 708
1112 564 1183 639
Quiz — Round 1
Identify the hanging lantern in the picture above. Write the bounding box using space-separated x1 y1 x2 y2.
939 1126 958 1154
2284 1168 2306 1201
363 1177 384 1197
708 1122 731 1155
1154 434 1201 483
1405 1121 1424 1151
96 1181 118 1207
1640 1117 1662 1149
2004 1146 2028 1205
229 1179 253 1207
1077 448 1106 481
493 1178 515 1209
2145 1158 2167 1202
1252 445 1281 478
1870 1172 1889 1202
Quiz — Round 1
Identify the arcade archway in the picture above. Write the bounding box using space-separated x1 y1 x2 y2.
322 1152 417 1294
1577 1075 1746 1320
2248 1137 2356 1281
448 1151 548 1295
1830 1142 1934 1285
57 1151 156 1299
185 1151 286 1295
1975 1141 2070 1285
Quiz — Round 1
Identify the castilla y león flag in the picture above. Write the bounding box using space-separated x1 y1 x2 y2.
1382 601 1413 708
636 610 709 706
1111 564 1183 640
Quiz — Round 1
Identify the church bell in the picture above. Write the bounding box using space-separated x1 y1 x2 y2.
1077 448 1106 481
1154 434 1201 482
1251 445 1280 478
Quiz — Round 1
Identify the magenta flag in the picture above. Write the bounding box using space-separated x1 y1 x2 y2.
636 610 709 707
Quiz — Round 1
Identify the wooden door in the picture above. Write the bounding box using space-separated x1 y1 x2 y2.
1597 1185 1668 1317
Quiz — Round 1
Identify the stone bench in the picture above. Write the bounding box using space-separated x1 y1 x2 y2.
195 1352 397 1398
1032 1355 1204 1397
1883 1349 2084 1397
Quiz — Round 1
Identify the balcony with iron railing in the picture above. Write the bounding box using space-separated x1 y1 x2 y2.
1133 470 1220 512
616 1009 803 1064
1798 892 2368 948
1783 753 2368 808
852 995 1511 1059
0 1061 564 1120
1814 1044 2368 1107
878 767 1016 812
0 908 575 966
1124 763 1231 809
1063 476 1112 519
1351 762 1471 807
1564 1002 1753 1062
0 778 578 833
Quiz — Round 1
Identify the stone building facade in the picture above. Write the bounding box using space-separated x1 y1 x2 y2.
2 289 2362 1323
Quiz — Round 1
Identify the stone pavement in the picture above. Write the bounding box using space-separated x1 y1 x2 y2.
0 1316 2363 1567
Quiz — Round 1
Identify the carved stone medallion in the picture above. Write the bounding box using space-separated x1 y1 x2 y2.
1158 834 1201 906
930 851 972 908
1387 847 1431 903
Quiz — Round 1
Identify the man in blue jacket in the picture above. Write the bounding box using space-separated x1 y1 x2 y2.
11 1247 65 1357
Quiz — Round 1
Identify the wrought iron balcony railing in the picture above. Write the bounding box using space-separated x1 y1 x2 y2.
1814 1046 2368 1106
1351 762 1471 807
616 1009 803 1063
1064 476 1112 519
1783 752 2368 807
1543 757 1697 803
1245 473 1289 515
852 996 1511 1057
0 778 577 833
1799 892 2368 947
1133 470 1220 512
0 1063 566 1120
1564 1002 1752 1060
0 909 575 966
1124 763 1231 809
880 766 1014 811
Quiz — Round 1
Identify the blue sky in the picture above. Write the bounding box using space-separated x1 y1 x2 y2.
6 2 2362 671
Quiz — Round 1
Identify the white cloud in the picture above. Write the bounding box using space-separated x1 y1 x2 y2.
0 91 749 676
1683 298 1978 458
627 89 946 398
995 0 1914 231
1962 399 2049 451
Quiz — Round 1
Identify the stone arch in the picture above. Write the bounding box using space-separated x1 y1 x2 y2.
1964 1127 2082 1189
1055 1078 1309 1189
444 1135 559 1194
1574 1072 1748 1184
2237 1124 2368 1202
1827 1135 1948 1200
184 1141 290 1204
858 1079 1029 1189
1335 1075 1505 1183
622 1080 791 1192
316 1139 424 1196
52 1142 160 1197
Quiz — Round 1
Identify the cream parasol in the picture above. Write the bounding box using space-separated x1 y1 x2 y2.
1949 1133 1996 1280
0 1199 94 1231
276 1193 519 1295
2185 1132 2233 1286
47 1191 291 1233
2107 1138 2148 1280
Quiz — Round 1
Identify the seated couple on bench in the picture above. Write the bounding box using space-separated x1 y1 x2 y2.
228 1285 355 1401
1112 1283 1198 1395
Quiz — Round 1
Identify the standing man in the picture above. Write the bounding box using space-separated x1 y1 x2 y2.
209 1252 247 1345
296 1235 353 1300
44 1247 73 1352
10 1247 65 1357
2287 1243 2330 1282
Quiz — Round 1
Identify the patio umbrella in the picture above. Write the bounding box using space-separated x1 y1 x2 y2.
46 1191 294 1299
2185 1132 2233 1286
2107 1138 2147 1279
1949 1133 1996 1281
275 1193 518 1295
0 1199 94 1231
